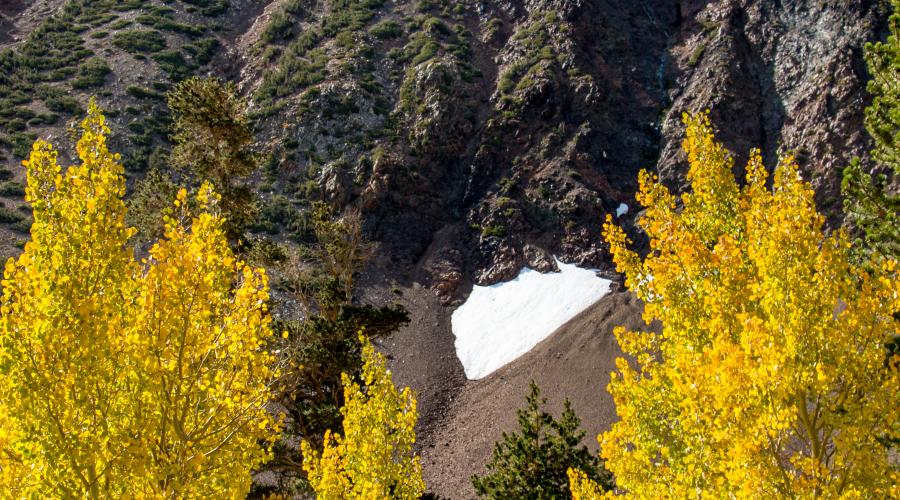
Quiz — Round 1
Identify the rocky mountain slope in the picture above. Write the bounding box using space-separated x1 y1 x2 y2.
0 1 889 496
0 0 884 292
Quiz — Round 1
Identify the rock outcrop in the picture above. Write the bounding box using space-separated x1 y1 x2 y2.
0 0 886 303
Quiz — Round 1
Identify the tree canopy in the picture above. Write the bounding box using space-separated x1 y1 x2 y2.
842 0 900 263
595 113 900 498
0 101 280 497
301 334 424 499
472 381 612 499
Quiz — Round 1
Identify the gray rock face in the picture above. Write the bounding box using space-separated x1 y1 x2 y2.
660 1 879 225
274 0 880 304
0 0 884 305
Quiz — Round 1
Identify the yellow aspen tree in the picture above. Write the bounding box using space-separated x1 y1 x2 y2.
567 468 605 500
598 112 900 498
0 100 279 497
301 335 424 499
0 412 28 493
120 183 279 497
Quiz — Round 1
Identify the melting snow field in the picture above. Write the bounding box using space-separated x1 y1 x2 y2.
451 259 611 380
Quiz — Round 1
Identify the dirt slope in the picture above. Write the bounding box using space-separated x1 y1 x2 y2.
382 289 650 499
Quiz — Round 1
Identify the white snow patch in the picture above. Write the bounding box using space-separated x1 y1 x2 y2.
616 203 629 217
451 259 611 380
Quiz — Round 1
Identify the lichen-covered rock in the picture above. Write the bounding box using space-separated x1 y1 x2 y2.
659 1 880 225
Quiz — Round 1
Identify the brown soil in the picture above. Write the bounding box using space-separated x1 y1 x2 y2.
380 288 651 499
0 0 61 46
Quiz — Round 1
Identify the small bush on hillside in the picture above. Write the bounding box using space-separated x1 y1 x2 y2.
26 113 60 127
112 29 167 54
4 119 26 133
9 131 38 159
125 85 163 100
109 19 132 30
36 86 82 115
261 11 294 43
183 36 220 65
0 181 26 197
0 204 25 224
72 57 112 89
181 0 228 16
152 50 195 81
136 14 204 38
370 19 403 39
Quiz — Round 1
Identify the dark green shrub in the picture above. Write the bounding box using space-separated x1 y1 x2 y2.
136 14 204 38
688 43 706 67
248 194 305 235
127 121 146 135
0 181 25 197
38 113 59 125
481 224 506 238
185 36 219 65
180 0 228 16
6 117 26 133
44 95 82 115
322 0 384 36
125 86 163 100
109 19 132 30
10 217 32 233
0 205 25 224
335 30 355 48
284 0 311 15
112 0 144 12
71 57 112 89
255 47 328 104
152 50 195 81
412 40 439 65
112 29 166 54
243 238 288 265
370 20 402 39
261 12 294 43
422 16 450 35
8 132 37 160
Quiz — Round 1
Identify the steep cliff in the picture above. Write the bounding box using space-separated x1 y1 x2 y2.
0 1 884 300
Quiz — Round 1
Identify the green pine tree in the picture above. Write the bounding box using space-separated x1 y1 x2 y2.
471 381 613 499
168 76 259 240
250 204 409 497
842 1 900 263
